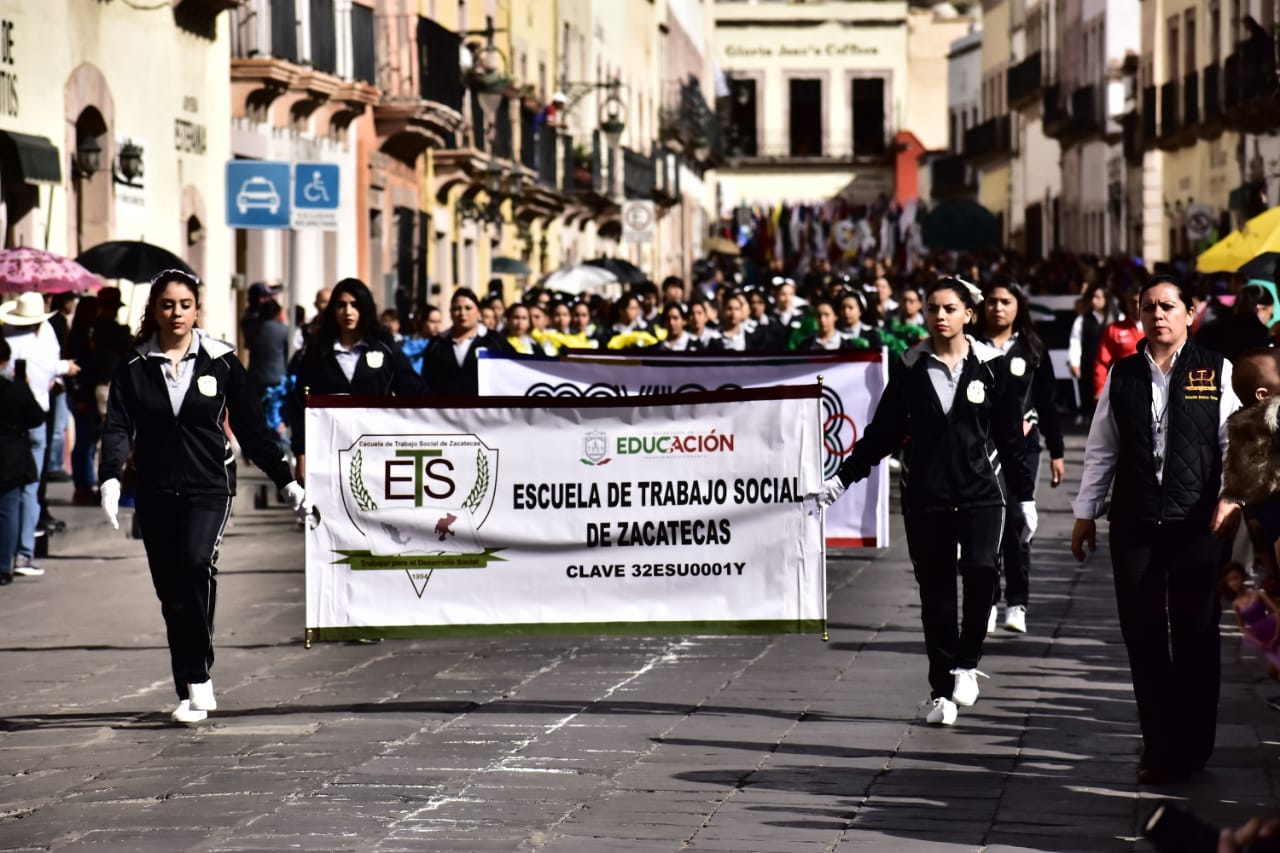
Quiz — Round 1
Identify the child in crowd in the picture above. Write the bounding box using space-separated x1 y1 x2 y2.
1222 348 1280 590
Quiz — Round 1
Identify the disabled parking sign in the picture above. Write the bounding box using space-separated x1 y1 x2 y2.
292 162 340 230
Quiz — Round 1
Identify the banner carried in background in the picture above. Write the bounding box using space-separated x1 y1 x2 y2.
478 350 889 547
304 387 826 642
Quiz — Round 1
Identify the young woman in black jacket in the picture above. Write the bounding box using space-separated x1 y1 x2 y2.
976 277 1066 635
288 277 425 483
98 270 306 724
812 277 1032 726
420 287 512 395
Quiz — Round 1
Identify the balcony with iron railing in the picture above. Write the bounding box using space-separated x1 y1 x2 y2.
1069 84 1103 136
1007 52 1042 110
1202 63 1221 123
1042 83 1069 137
228 0 375 131
1122 110 1141 164
371 13 464 165
1141 85 1157 150
1221 46 1280 133
660 77 726 168
726 141 896 166
963 115 1014 165
1158 80 1179 147
930 153 976 199
1182 71 1200 129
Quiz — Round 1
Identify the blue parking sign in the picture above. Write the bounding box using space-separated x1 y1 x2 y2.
293 162 339 230
226 160 291 229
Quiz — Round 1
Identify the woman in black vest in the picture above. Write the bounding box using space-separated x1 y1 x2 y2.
813 277 1033 726
289 278 425 484
976 277 1066 635
420 288 512 395
1071 275 1242 784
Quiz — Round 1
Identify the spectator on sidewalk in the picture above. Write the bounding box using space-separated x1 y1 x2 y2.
0 292 80 578
813 277 1033 726
0 337 47 586
45 291 78 481
242 296 291 456
976 276 1066 636
98 269 307 724
1071 275 1241 785
63 295 101 505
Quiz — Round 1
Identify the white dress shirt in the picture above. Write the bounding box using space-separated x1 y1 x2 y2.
4 321 72 412
1072 344 1240 520
1067 311 1104 369
332 339 369 383
142 332 201 415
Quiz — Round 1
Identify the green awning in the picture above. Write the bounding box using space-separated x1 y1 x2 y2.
0 130 62 185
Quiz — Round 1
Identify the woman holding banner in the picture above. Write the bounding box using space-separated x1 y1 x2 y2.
289 278 425 484
420 287 512 396
98 270 307 724
812 277 1033 726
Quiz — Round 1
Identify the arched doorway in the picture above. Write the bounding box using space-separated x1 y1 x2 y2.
64 62 115 255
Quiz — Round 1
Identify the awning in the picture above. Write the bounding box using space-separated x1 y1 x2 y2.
0 131 62 185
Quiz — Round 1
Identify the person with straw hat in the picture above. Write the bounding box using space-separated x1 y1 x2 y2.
0 292 80 578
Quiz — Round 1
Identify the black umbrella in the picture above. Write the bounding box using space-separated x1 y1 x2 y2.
584 256 647 285
1237 252 1280 282
920 200 1002 252
76 240 196 283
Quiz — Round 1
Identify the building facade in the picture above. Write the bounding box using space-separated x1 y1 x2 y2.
714 0 909 209
0 0 234 335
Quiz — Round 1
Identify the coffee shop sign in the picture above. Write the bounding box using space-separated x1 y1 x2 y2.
725 43 879 58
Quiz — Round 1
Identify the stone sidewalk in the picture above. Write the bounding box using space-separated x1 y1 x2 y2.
2 435 1279 852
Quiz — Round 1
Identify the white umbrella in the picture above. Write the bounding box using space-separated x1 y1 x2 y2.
542 263 618 295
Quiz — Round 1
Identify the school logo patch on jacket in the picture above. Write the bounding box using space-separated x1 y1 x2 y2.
1185 368 1219 400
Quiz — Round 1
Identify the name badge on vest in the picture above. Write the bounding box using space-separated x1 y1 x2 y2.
196 375 218 397
365 350 385 370
966 380 986 404
1009 356 1026 377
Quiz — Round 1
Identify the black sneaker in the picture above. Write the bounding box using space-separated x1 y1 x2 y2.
0 572 12 586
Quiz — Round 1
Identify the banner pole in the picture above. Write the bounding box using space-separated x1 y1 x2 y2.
817 375 828 642
304 385 311 650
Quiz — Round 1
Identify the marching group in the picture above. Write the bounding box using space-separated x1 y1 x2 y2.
2 254 1279 796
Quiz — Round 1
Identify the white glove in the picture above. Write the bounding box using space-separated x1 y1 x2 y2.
100 478 121 530
1020 500 1038 544
819 476 847 507
805 476 848 516
281 481 309 524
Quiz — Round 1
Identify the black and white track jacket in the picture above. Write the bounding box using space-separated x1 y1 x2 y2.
836 337 1033 513
100 332 293 497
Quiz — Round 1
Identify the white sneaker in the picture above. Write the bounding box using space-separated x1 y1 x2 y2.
171 700 207 724
925 696 958 725
1004 605 1027 633
950 668 988 706
188 680 216 711
987 605 998 634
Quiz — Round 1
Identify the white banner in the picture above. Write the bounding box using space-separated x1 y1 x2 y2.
304 388 826 641
478 350 889 548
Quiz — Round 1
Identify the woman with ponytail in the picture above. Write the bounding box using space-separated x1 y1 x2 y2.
810 276 1033 726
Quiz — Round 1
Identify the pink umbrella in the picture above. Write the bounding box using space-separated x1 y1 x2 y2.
0 247 100 294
